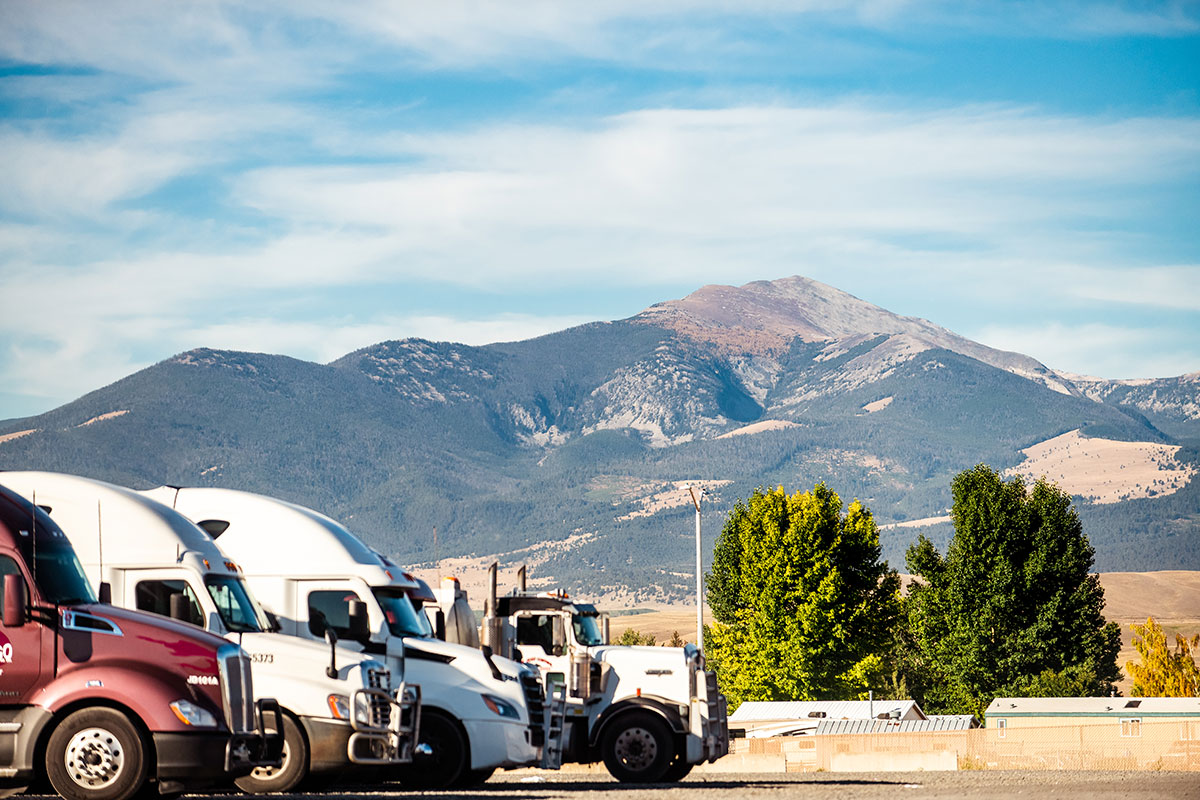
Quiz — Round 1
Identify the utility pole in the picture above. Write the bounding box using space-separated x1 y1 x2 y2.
687 485 704 653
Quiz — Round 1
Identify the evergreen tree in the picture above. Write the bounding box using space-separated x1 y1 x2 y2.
1127 617 1200 697
615 628 656 646
905 465 1121 716
705 484 900 707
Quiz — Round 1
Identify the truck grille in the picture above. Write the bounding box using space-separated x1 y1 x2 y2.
520 672 545 747
217 644 256 734
365 666 392 729
705 670 730 758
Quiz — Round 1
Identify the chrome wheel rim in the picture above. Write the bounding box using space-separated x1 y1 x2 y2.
249 739 290 781
614 726 658 771
64 727 124 789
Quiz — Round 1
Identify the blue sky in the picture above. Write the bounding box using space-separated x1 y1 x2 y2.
1 1 1198 420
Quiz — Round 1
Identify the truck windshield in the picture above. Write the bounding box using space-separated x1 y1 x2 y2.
572 613 604 647
33 538 97 606
373 588 432 637
205 575 267 633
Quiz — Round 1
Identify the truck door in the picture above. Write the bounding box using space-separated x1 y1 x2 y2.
296 582 368 643
514 613 568 675
0 553 44 702
127 571 207 629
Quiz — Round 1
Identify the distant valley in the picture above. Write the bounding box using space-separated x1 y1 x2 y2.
2 276 1197 600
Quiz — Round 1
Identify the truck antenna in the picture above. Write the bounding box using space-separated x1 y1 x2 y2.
96 500 104 585
29 490 36 585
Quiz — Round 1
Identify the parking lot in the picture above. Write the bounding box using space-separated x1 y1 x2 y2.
65 771 1185 800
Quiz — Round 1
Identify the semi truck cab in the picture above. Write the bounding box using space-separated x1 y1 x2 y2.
474 566 729 783
1 472 417 794
142 486 550 789
0 482 280 800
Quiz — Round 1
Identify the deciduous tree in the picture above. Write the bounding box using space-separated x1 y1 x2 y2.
705 484 900 707
1127 617 1200 697
905 465 1121 717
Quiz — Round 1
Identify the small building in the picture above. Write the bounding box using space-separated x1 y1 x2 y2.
730 700 925 738
984 697 1200 770
986 696 1200 733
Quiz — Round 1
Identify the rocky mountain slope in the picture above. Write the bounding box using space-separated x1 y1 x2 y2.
2 276 1197 600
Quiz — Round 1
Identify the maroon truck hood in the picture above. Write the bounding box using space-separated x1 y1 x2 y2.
58 603 231 712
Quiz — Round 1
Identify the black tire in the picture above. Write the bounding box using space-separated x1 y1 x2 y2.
453 767 495 788
395 712 468 790
600 711 675 783
234 713 307 794
45 708 148 800
660 752 694 782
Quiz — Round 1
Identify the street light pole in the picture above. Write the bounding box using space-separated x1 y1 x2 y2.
688 485 704 653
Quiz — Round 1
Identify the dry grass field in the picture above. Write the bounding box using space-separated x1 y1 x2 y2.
1006 429 1195 503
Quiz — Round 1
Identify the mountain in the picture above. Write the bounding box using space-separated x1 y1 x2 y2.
1 276 1197 601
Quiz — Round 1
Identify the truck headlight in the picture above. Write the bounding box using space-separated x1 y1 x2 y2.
327 694 351 720
481 694 520 720
169 699 219 728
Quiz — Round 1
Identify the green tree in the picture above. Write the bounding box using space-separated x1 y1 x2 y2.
704 484 900 708
665 630 685 648
905 465 1121 717
616 628 656 646
1127 617 1200 697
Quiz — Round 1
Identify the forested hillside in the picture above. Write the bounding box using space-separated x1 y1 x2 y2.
2 276 1196 598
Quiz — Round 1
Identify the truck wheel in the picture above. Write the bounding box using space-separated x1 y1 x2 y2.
46 708 148 800
660 752 694 782
398 712 467 789
453 767 495 787
234 714 307 794
600 711 675 783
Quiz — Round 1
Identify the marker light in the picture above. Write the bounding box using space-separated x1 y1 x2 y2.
170 699 218 727
481 694 520 720
327 694 351 720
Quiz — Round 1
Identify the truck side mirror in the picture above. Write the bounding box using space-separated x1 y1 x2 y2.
3 573 27 627
169 592 192 624
347 600 370 644
264 609 281 633
308 609 328 638
434 609 446 641
551 614 566 656
98 582 112 605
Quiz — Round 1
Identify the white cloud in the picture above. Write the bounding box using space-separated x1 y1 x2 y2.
971 321 1198 380
225 104 1200 292
1061 265 1200 312
3 2 1194 87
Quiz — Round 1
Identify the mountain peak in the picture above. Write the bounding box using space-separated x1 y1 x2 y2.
633 275 918 352
631 274 1068 392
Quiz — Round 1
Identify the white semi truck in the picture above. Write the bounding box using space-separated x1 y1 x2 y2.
442 565 730 782
142 486 552 789
1 472 419 793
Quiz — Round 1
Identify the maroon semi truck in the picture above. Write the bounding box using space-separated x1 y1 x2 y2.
0 483 281 800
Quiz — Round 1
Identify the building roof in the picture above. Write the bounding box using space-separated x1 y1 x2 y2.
987 697 1200 717
730 700 926 722
815 715 979 735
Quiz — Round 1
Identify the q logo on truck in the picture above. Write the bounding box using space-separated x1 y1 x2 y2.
0 632 13 664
